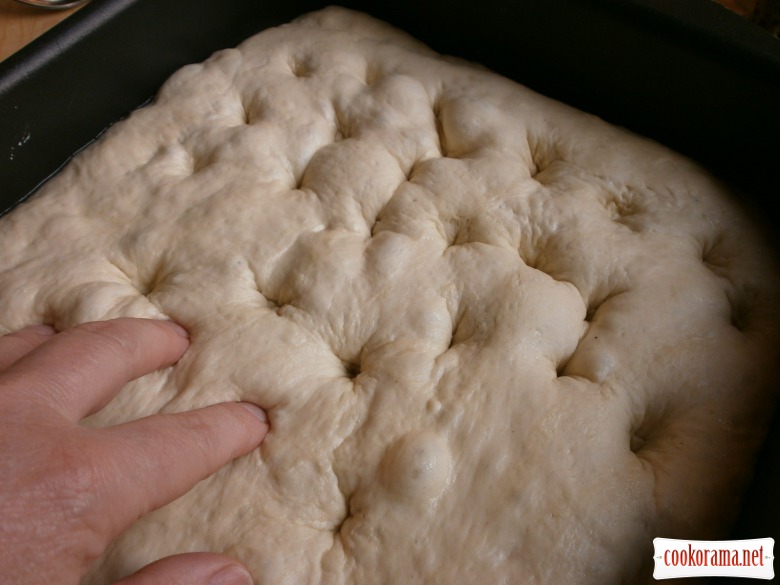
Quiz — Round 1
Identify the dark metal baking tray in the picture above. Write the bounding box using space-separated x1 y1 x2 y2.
1 0 778 577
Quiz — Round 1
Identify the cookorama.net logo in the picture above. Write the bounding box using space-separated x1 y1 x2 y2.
653 538 774 580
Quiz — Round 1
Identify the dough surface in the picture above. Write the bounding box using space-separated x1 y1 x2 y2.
1 8 779 584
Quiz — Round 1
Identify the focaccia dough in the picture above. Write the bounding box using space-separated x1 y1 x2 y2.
1 8 779 585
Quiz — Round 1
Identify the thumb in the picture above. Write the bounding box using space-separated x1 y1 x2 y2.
113 553 254 585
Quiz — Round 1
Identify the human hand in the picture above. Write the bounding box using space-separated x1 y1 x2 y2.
0 318 269 585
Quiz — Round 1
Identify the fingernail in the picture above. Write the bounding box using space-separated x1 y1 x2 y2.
165 320 190 338
209 565 254 585
28 324 56 336
239 402 268 424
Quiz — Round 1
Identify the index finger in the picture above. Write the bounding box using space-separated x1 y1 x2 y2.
86 402 269 541
0 318 189 422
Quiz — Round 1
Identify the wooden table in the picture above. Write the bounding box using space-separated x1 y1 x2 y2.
0 0 82 62
0 0 761 64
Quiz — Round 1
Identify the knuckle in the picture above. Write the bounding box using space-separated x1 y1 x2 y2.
66 321 139 363
1 328 44 350
40 436 111 547
169 406 250 469
46 440 100 512
70 320 125 348
181 410 226 459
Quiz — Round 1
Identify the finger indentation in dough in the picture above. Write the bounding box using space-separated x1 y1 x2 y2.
289 55 315 78
240 98 254 125
109 257 164 297
253 273 284 312
364 62 381 86
370 198 392 237
701 233 729 279
342 358 361 380
405 159 418 180
528 137 561 183
629 404 671 457
192 151 214 174
333 108 351 142
556 353 573 378
447 311 467 350
333 497 353 536
438 216 472 248
432 99 449 158
585 288 628 323
725 287 752 332
264 294 281 311
605 188 643 232
369 216 382 237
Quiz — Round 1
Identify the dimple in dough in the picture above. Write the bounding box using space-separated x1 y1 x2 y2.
1 7 779 585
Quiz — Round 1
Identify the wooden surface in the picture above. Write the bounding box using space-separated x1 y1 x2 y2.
0 0 81 62
0 0 764 64
714 0 758 17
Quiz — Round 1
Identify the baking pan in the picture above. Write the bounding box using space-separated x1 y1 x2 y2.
2 0 779 215
1 0 779 578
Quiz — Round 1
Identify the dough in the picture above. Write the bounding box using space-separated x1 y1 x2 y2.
1 7 778 584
